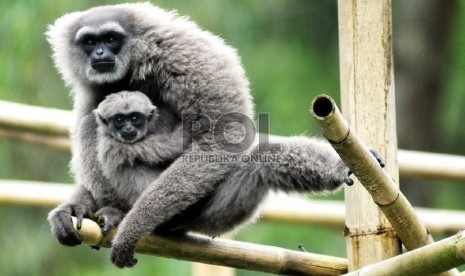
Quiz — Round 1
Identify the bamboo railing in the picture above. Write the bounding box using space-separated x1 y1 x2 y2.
2 180 465 235
1 100 465 181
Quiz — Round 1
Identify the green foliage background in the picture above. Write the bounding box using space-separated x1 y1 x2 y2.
0 1 464 275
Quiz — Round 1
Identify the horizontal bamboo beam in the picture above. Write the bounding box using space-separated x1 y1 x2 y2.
311 95 434 251
70 217 348 276
344 231 465 276
0 128 71 152
2 180 465 235
399 150 465 182
0 100 71 136
2 100 465 182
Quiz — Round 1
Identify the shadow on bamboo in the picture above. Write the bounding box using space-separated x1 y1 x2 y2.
70 217 347 276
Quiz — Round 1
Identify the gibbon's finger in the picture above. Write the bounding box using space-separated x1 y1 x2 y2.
75 211 85 230
344 177 354 186
370 149 386 168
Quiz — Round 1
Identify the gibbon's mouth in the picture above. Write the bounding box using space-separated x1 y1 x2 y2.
92 61 116 72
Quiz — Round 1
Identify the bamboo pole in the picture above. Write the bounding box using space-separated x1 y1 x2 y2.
0 128 71 152
311 95 427 248
399 150 465 182
1 100 465 182
0 100 71 136
2 181 465 235
344 231 465 276
337 0 401 269
311 95 459 275
69 217 348 276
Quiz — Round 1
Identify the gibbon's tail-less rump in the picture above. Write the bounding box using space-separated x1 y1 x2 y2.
45 3 372 268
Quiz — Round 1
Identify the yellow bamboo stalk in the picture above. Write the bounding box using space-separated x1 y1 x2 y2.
311 95 430 249
337 0 400 269
399 150 465 182
70 217 347 276
0 100 71 136
344 231 465 276
0 128 71 152
311 95 459 275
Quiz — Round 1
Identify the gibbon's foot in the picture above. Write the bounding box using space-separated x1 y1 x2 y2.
93 206 125 235
111 240 138 268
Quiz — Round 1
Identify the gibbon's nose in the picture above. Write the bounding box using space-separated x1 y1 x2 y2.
96 48 104 56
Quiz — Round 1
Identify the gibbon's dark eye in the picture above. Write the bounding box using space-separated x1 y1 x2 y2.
81 36 97 53
129 113 144 126
105 36 117 45
85 38 96 46
112 114 125 128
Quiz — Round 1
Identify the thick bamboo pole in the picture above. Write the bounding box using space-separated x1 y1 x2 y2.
312 95 459 275
337 0 400 269
70 217 348 276
344 231 465 276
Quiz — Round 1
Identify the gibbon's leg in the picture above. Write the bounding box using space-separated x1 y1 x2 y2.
110 152 237 268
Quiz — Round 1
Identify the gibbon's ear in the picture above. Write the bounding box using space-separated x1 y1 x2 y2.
93 110 108 125
100 115 108 125
148 107 158 121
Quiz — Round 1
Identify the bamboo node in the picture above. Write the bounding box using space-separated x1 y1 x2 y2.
373 191 400 207
344 227 397 238
453 231 465 262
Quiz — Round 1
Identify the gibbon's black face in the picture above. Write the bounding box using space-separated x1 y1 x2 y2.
73 20 131 85
107 112 148 143
77 30 125 73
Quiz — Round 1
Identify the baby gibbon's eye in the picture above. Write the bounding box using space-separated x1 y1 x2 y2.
112 114 125 128
130 113 144 125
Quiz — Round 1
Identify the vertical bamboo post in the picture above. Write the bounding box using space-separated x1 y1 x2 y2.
337 0 401 270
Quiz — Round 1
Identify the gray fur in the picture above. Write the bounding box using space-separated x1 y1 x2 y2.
46 3 350 268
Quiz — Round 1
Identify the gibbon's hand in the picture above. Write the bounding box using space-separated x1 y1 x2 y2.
48 203 90 246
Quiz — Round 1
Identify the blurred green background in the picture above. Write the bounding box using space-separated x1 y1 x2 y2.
0 1 464 275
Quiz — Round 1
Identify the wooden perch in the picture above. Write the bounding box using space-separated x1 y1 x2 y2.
311 95 433 250
344 231 465 276
70 217 348 276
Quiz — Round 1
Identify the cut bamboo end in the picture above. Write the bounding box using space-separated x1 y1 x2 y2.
311 95 349 144
310 94 432 251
